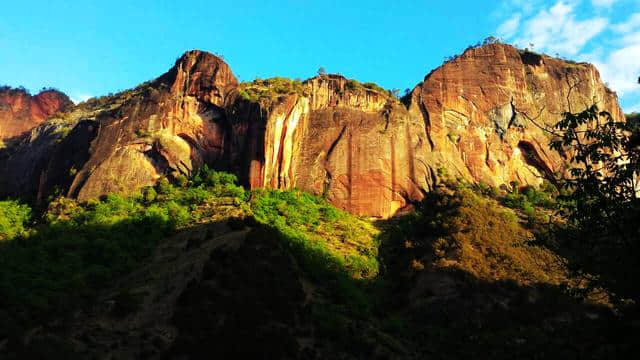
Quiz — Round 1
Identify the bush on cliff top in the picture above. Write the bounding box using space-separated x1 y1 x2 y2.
238 77 307 102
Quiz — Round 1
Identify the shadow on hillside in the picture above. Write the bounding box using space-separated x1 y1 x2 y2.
375 248 634 359
1 202 637 359
0 212 247 358
371 190 637 359
165 211 637 359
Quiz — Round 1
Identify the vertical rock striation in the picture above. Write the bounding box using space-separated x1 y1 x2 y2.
228 75 432 217
0 44 627 217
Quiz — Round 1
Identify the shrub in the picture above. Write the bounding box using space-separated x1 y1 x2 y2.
176 174 189 188
193 164 237 187
142 186 157 203
387 188 565 284
251 189 379 280
237 77 307 102
157 177 173 194
0 200 32 241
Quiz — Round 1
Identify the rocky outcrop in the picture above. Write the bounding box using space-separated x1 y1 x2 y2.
228 75 432 217
0 87 72 141
410 43 625 188
0 44 626 217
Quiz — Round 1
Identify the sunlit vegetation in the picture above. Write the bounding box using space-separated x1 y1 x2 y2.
0 200 32 241
238 77 308 102
344 78 389 94
0 165 383 347
385 186 566 285
251 189 379 280
500 181 558 225
237 76 397 104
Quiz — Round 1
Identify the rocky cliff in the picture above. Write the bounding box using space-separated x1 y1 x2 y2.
226 75 432 217
0 43 625 217
409 43 624 188
0 87 72 142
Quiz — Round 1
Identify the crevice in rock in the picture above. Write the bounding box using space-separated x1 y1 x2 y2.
517 140 556 184
326 125 347 163
507 99 523 129
382 104 392 131
322 170 332 199
485 142 491 168
347 130 353 209
519 50 543 66
418 100 435 151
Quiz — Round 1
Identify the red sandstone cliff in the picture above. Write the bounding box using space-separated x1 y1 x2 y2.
68 51 238 200
0 44 626 217
0 87 72 141
226 75 432 217
410 43 624 188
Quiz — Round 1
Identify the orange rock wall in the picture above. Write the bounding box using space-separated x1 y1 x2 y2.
0 88 72 140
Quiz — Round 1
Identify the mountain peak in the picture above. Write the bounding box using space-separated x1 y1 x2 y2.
0 86 72 141
156 49 237 107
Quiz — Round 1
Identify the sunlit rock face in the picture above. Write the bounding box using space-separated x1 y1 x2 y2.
228 75 432 218
0 87 72 141
0 45 627 217
69 50 238 200
411 43 625 188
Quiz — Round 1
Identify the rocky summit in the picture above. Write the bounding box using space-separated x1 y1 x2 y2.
0 43 625 217
0 87 72 141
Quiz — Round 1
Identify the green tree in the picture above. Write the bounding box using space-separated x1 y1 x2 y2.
548 105 640 306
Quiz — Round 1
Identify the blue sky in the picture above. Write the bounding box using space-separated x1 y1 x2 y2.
1 0 638 111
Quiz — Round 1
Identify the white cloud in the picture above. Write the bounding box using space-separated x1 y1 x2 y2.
71 94 93 104
581 12 640 100
494 0 640 110
490 0 543 19
612 13 640 33
497 14 522 39
588 44 640 95
512 1 608 55
592 0 617 7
